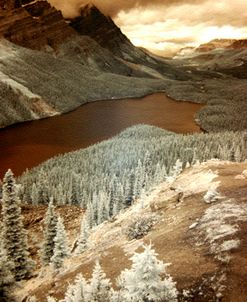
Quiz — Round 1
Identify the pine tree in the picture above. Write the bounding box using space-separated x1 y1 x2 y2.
85 202 94 230
74 217 89 255
71 274 87 302
118 244 178 302
133 160 144 199
1 169 35 281
125 171 135 207
88 261 113 302
63 274 87 302
0 244 15 302
112 183 124 216
41 198 58 266
51 216 70 270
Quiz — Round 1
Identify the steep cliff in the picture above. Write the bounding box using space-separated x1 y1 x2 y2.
70 4 189 80
0 1 76 50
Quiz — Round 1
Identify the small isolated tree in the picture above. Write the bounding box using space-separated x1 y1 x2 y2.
88 261 113 302
74 217 89 255
41 198 58 266
0 244 15 302
1 169 34 281
51 216 70 270
63 274 87 302
118 244 178 302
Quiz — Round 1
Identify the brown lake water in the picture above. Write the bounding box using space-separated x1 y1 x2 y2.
0 93 203 178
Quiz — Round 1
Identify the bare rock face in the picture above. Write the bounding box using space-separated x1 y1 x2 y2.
70 4 138 60
228 39 247 49
0 0 21 11
0 1 76 50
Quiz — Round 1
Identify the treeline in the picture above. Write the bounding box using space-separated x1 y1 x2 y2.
19 125 247 218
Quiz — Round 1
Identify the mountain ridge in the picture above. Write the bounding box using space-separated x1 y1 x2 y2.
0 0 194 129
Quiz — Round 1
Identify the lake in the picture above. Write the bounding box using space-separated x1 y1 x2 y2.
0 93 203 178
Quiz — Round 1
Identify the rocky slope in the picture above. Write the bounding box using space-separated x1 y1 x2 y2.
14 160 247 302
0 0 192 128
0 1 247 132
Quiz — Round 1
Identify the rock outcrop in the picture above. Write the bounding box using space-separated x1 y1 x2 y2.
0 1 76 50
228 39 247 49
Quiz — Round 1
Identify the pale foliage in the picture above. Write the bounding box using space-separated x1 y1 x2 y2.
51 216 70 270
118 244 178 302
1 169 34 281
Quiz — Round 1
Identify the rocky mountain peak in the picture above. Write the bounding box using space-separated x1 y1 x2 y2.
70 4 132 58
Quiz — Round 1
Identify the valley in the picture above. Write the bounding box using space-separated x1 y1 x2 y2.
0 93 202 178
0 1 247 302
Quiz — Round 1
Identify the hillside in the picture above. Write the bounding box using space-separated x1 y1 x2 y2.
0 0 192 129
14 159 247 302
1 1 247 133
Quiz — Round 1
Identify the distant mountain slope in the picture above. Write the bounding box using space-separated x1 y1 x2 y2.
174 39 247 79
0 0 192 128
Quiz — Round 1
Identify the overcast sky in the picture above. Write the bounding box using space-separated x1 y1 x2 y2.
49 0 247 56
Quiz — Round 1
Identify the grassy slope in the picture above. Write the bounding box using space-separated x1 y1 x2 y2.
16 160 247 302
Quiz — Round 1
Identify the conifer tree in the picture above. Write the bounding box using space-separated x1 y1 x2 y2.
1 169 34 281
0 244 15 302
85 202 94 230
71 274 87 302
88 261 113 302
51 216 70 270
134 160 144 199
41 198 58 265
75 217 89 255
62 274 87 302
112 183 124 216
118 244 178 302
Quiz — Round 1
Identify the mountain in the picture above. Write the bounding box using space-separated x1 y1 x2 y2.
0 0 192 128
70 4 188 79
174 38 247 79
0 1 247 132
196 39 236 52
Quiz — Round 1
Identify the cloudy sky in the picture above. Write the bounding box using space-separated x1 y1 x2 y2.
49 0 247 56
